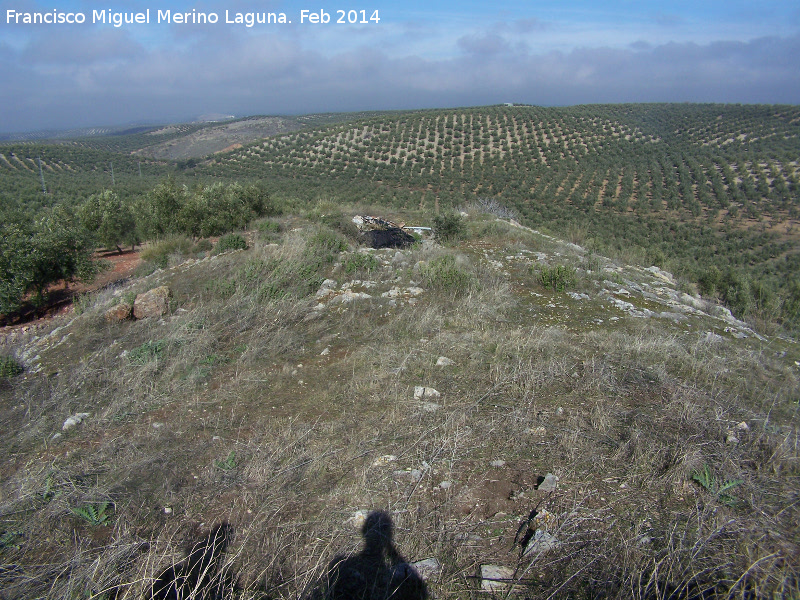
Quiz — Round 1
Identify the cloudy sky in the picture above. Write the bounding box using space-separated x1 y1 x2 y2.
1 0 799 133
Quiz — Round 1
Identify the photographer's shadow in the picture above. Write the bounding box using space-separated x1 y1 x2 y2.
322 510 428 600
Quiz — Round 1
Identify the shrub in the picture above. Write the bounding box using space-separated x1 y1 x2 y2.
213 234 248 254
256 220 282 235
0 355 23 378
432 212 465 243
538 264 577 291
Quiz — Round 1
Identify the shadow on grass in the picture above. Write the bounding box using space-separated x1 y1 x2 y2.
316 510 428 600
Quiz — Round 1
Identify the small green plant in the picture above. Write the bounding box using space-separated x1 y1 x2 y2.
71 501 113 526
257 219 282 234
0 530 24 550
538 264 577 291
691 464 743 506
343 253 380 274
40 473 61 502
0 355 24 378
128 340 167 365
216 451 237 471
214 233 248 254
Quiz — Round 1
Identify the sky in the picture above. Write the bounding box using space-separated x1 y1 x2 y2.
1 0 799 133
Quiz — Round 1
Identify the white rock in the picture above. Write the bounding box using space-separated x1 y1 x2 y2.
372 455 397 466
480 565 515 593
320 347 330 356
436 356 454 367
490 460 506 468
351 510 370 528
438 481 452 490
524 426 547 436
735 421 749 431
62 413 90 431
523 529 561 556
411 558 442 581
414 386 440 399
538 473 559 492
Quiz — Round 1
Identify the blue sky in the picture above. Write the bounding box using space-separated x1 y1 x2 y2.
1 0 799 133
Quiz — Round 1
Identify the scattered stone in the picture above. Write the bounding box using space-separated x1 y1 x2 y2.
328 290 372 304
62 412 90 431
735 421 749 432
320 347 331 356
351 510 369 528
726 433 740 445
523 529 561 556
104 302 133 323
555 407 564 416
490 460 506 468
411 558 442 581
133 286 172 319
436 356 454 367
152 422 164 429
372 455 397 467
421 402 441 413
537 473 559 492
164 507 173 515
524 426 547 436
438 481 452 490
410 469 423 482
567 292 590 300
414 386 440 399
480 565 516 593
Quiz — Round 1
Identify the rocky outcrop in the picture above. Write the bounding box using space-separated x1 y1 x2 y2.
133 286 172 319
104 302 133 323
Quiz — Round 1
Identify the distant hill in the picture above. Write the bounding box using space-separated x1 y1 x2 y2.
2 104 798 304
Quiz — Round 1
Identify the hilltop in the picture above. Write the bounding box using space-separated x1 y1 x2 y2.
0 205 798 598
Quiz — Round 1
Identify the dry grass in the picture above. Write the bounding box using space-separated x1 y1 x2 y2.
1 214 798 599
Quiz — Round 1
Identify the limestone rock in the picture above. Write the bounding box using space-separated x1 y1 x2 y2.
412 558 442 581
104 302 133 323
523 529 561 556
62 412 90 431
133 286 172 319
537 473 559 492
480 565 515 593
414 386 440 399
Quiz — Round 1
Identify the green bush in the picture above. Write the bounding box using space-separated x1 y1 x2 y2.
538 264 577 291
432 212 465 243
343 253 380 275
0 355 23 378
213 234 248 254
193 238 213 253
256 219 282 235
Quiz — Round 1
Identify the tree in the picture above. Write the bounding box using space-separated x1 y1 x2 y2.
0 207 97 316
79 190 138 253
